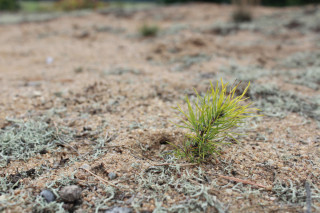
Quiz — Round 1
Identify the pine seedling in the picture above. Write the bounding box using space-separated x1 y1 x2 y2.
139 24 159 37
173 80 259 163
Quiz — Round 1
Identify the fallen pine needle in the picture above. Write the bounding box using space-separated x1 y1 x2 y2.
79 167 119 189
305 181 312 213
52 121 80 156
152 163 199 167
217 174 272 190
103 145 126 148
145 163 198 172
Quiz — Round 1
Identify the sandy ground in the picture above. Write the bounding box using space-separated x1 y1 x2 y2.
0 3 319 213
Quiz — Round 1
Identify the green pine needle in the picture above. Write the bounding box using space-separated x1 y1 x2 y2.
173 80 260 163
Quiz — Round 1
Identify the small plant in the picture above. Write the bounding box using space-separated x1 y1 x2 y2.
139 24 159 37
232 9 252 23
231 0 255 23
173 80 258 163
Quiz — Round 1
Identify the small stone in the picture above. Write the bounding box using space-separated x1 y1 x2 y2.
32 91 42 97
40 189 55 203
108 172 117 180
63 203 74 211
105 207 133 213
46 57 54 65
267 159 274 166
59 185 82 203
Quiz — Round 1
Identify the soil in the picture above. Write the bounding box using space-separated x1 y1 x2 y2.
0 3 319 213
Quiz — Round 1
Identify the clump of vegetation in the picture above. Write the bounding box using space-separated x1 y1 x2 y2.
291 67 320 90
103 67 142 75
232 9 252 23
231 0 254 23
0 171 75 212
32 197 65 213
248 84 319 120
272 180 320 207
139 24 159 37
0 0 19 11
207 22 240 36
0 119 73 167
280 51 320 69
178 54 211 71
173 80 258 163
219 64 270 81
56 0 98 11
134 156 227 212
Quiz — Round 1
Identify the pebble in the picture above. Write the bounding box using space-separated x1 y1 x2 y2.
108 172 117 180
46 57 54 65
105 207 133 213
59 185 82 203
40 189 55 203
267 159 274 166
32 91 42 97
26 81 41 87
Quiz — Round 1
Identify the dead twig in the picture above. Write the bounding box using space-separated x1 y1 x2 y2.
52 121 80 156
145 163 198 172
79 167 119 189
152 163 199 167
240 205 298 212
305 181 312 213
217 174 272 190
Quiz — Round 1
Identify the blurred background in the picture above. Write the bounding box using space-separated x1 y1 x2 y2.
1 0 320 13
0 0 320 211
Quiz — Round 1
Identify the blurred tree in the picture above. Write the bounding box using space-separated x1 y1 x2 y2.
56 0 98 11
158 0 320 6
0 0 20 11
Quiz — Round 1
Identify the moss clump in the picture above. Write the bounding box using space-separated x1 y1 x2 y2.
281 51 320 69
134 156 227 212
272 180 320 206
0 119 73 167
291 67 320 90
248 84 319 121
